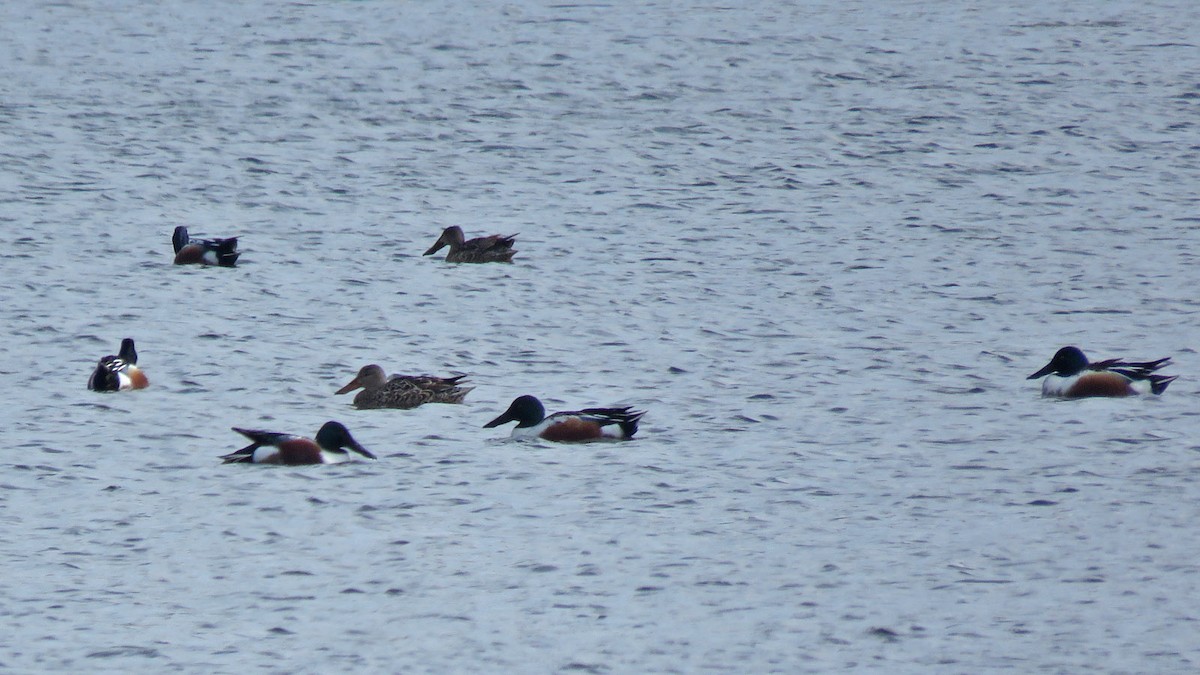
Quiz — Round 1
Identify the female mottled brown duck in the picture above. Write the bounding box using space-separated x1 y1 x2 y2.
336 364 473 409
423 226 516 263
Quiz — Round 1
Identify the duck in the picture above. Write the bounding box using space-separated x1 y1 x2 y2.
172 226 241 266
423 226 517 263
221 421 376 465
484 395 645 442
1028 346 1177 398
335 364 473 409
87 338 149 391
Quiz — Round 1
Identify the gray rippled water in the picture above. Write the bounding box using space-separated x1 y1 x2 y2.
2 0 1199 672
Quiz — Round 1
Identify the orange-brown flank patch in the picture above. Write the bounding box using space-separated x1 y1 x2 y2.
128 368 150 390
1066 372 1135 398
540 418 604 442
173 244 206 265
274 439 324 465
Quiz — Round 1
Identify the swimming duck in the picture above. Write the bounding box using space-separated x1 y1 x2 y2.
172 226 241 266
484 395 645 442
335 364 473 409
423 226 516 263
87 338 149 391
1028 346 1177 398
221 421 376 465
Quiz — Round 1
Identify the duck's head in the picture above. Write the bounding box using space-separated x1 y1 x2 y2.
1028 346 1088 379
483 395 546 428
423 226 466 255
336 364 388 394
314 421 376 459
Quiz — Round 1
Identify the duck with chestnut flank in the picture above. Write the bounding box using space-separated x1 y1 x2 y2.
221 421 376 465
484 395 645 442
172 226 241 266
1028 346 1177 398
87 338 149 391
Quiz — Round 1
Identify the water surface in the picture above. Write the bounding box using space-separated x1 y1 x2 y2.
1 1 1198 672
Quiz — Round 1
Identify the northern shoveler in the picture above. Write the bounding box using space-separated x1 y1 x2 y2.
221 421 376 465
484 395 646 442
172 226 241 266
87 338 149 391
335 364 474 409
1028 346 1177 398
423 226 517 263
